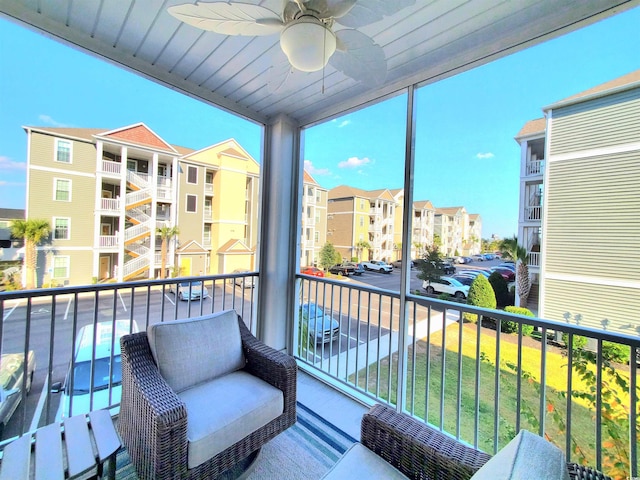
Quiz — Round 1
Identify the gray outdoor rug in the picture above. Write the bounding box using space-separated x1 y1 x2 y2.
114 403 356 479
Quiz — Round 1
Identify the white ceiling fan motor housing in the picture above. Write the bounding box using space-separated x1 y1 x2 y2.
280 16 337 72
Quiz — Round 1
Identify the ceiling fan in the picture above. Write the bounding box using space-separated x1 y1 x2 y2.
168 0 416 88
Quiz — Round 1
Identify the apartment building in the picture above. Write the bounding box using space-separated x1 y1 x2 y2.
300 171 328 267
23 123 259 286
515 69 640 333
327 186 396 262
434 207 466 256
0 208 24 262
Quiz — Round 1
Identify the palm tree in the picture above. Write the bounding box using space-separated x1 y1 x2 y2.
355 240 371 262
157 226 180 279
10 219 51 289
500 235 531 307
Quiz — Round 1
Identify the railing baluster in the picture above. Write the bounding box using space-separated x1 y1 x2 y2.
494 318 501 453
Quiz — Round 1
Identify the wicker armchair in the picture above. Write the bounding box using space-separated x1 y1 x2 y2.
118 311 297 480
353 404 611 480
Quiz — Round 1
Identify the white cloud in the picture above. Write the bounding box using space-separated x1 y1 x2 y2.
476 152 495 159
331 118 351 128
338 156 371 169
0 156 26 170
303 160 331 176
38 114 73 128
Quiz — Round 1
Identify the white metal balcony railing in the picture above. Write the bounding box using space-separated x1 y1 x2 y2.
126 243 150 257
99 235 118 248
100 159 121 175
0 273 258 444
127 206 151 224
528 251 541 267
526 159 545 176
2 275 638 477
205 183 214 194
124 221 150 242
157 186 172 200
100 197 120 211
157 176 172 188
122 254 149 277
125 189 151 207
525 205 542 221
126 170 149 189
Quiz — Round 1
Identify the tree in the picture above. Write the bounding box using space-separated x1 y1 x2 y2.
10 219 51 289
500 235 531 307
463 275 496 323
319 242 339 270
355 240 370 261
157 226 180 279
488 271 510 308
416 245 443 286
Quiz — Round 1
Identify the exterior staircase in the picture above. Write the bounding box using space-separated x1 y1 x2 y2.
123 170 153 281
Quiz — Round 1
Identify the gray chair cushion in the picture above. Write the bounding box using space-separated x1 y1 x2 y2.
178 370 284 469
321 443 408 480
470 430 570 480
147 310 245 393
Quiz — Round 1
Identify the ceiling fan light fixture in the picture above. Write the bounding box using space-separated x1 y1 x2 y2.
280 16 336 72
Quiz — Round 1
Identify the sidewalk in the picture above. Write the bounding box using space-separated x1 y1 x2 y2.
312 308 460 378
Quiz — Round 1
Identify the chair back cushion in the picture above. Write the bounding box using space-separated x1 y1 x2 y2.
470 429 569 480
147 310 246 393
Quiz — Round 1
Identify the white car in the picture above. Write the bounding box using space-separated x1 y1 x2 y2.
361 260 392 273
422 276 470 299
52 320 138 420
170 281 209 301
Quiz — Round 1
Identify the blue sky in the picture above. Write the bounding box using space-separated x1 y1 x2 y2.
1 7 639 238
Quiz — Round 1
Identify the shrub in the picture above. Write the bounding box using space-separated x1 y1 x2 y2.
503 306 535 336
602 341 630 363
463 275 496 323
561 332 588 351
437 292 449 301
488 271 510 308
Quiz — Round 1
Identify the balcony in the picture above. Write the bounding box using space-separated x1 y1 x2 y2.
526 158 545 176
2 273 636 477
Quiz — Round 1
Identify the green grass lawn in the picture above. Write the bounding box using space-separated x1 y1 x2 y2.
349 322 638 478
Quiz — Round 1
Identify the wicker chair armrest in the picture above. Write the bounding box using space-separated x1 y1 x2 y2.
238 316 298 394
361 404 491 480
119 332 188 480
567 463 612 480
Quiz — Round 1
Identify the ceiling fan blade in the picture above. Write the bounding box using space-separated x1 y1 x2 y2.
335 0 415 29
168 2 284 36
329 29 386 87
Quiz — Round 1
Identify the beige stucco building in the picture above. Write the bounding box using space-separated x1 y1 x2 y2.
23 123 259 286
515 69 640 333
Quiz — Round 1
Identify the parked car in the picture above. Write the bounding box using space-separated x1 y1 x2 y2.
299 303 340 344
491 267 516 282
361 260 392 273
422 276 470 299
413 259 455 275
391 259 414 268
498 263 516 271
0 351 36 437
228 269 256 288
170 281 209 301
344 262 364 276
472 254 485 261
452 275 474 286
457 269 491 279
483 253 495 260
52 320 138 420
301 266 325 277
329 263 356 276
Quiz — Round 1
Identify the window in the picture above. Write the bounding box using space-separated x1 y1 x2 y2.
186 194 197 213
315 232 319 243
54 218 70 240
54 178 71 201
52 256 70 278
55 139 72 163
187 166 198 184
360 217 364 227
